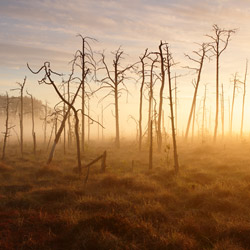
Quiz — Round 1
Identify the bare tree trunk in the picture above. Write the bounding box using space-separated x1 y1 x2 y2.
44 102 47 147
207 25 235 142
157 41 166 152
230 73 237 136
115 84 120 148
148 57 157 142
81 39 85 153
221 84 224 139
149 120 153 170
175 74 178 136
12 77 26 157
98 116 100 141
88 99 90 144
47 78 84 165
192 99 196 141
27 91 36 155
214 52 219 141
102 105 104 141
2 93 10 160
166 45 179 173
185 44 207 139
202 85 207 142
68 79 72 148
73 109 81 174
241 60 248 137
139 49 148 151
63 86 66 154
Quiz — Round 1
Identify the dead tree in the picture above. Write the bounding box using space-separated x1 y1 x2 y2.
43 102 48 146
99 48 136 148
202 85 207 142
185 43 209 139
230 73 240 136
156 41 168 152
207 24 236 141
147 55 158 143
84 150 107 185
138 49 148 151
28 62 83 174
74 35 97 153
128 115 139 143
26 91 36 155
240 59 248 137
11 76 26 157
2 93 14 160
174 74 178 135
165 44 179 173
149 120 153 170
221 84 225 139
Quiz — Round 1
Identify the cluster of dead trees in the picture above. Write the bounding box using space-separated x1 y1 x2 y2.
2 24 247 174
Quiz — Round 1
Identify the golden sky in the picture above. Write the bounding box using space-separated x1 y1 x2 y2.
1 0 250 137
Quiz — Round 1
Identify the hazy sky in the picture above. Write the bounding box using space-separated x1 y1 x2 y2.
1 0 250 136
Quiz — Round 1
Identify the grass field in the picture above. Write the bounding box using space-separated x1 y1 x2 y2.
1 139 250 249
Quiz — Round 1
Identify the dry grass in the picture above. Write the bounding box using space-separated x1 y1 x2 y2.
1 140 250 249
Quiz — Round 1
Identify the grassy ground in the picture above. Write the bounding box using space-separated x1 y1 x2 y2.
1 139 250 249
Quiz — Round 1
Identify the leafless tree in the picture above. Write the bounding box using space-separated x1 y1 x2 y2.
240 59 248 137
202 85 207 142
149 120 153 170
147 55 158 143
74 35 97 153
138 49 148 151
2 92 14 160
230 73 240 136
221 84 225 139
11 76 26 157
99 47 136 148
165 44 179 173
27 62 83 174
26 90 36 155
156 41 168 152
184 43 209 139
207 24 236 141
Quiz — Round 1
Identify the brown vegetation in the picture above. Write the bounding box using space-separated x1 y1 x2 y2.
1 141 250 249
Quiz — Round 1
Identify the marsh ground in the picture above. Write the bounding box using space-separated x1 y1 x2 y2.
1 139 250 249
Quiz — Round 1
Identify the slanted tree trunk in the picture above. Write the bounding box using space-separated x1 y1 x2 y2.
230 73 238 136
202 85 207 142
185 43 208 139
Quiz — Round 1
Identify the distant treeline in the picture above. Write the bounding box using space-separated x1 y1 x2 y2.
0 95 49 118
